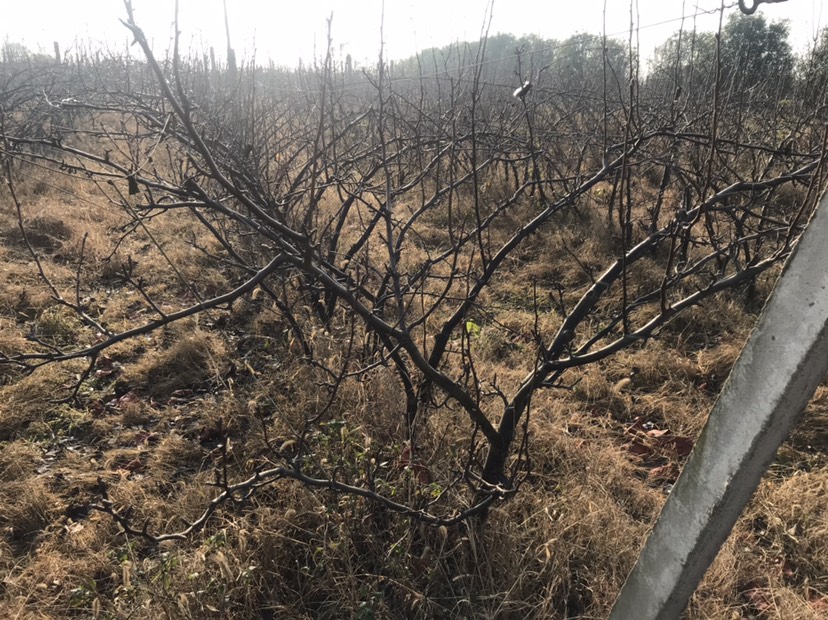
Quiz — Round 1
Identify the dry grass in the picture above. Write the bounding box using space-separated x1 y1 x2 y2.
126 328 226 399
0 133 825 620
0 363 85 440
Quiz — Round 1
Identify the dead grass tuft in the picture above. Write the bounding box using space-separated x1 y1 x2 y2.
0 440 40 482
32 305 83 346
3 213 74 252
127 329 225 398
0 285 53 324
0 364 82 440
0 478 61 551
757 471 828 581
149 432 206 478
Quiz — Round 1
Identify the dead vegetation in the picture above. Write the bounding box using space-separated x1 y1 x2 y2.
0 160 825 617
0 5 827 619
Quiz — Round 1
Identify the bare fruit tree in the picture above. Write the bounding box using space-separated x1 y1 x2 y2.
1 0 825 539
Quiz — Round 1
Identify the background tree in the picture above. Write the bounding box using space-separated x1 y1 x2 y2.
720 13 793 104
648 13 793 105
798 25 828 114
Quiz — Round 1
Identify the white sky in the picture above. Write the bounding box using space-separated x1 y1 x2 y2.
0 1 824 68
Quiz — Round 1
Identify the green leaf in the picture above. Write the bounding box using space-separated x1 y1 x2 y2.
465 320 481 337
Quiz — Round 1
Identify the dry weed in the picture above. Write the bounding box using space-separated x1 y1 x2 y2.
127 328 225 399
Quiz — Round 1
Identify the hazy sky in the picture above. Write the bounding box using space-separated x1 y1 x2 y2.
0 1 824 68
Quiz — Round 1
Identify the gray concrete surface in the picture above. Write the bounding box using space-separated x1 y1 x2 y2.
609 188 828 620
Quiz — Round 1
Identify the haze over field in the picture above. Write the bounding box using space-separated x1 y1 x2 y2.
0 0 823 67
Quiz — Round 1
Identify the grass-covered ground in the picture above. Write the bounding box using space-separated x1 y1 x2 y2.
1 160 826 619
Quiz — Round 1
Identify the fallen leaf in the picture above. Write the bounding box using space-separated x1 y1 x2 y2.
739 581 772 617
648 463 680 483
668 436 694 457
625 441 654 459
808 593 828 612
743 589 772 615
114 391 140 408
64 521 84 534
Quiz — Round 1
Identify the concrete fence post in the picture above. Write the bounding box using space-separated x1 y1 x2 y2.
609 188 828 620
